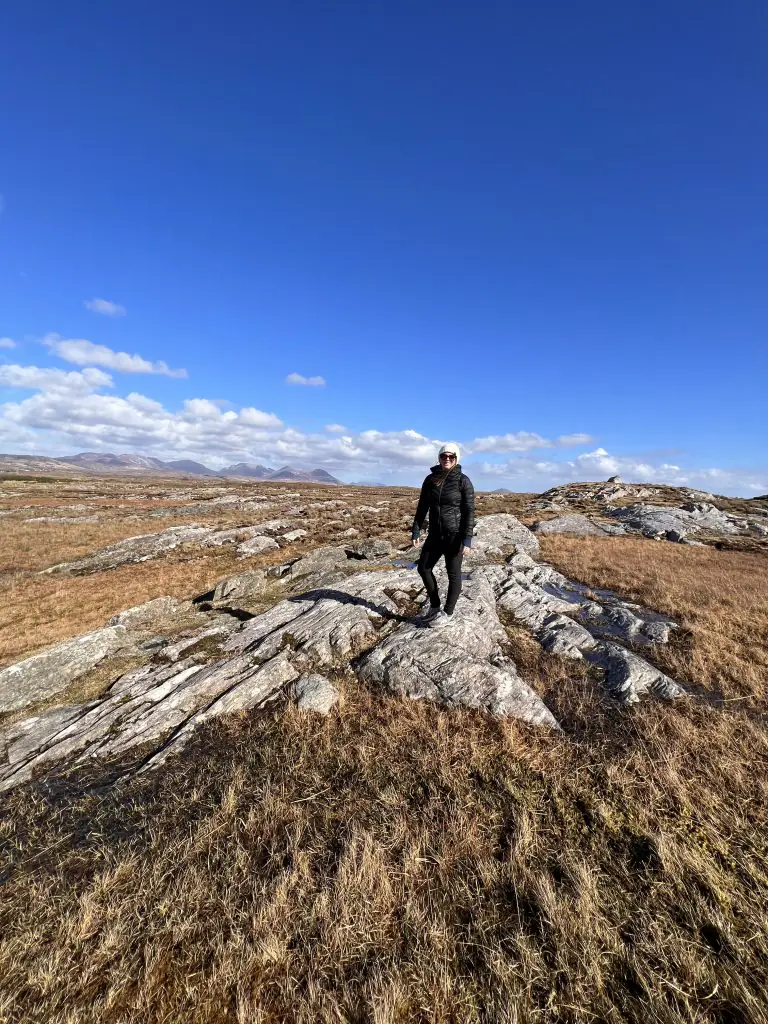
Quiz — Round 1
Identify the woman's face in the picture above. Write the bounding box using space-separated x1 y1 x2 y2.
439 453 457 469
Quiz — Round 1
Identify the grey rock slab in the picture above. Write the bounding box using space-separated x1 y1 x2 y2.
493 553 684 703
351 538 394 559
358 568 559 729
468 514 540 559
236 535 280 558
108 596 195 631
0 626 132 713
0 650 299 792
281 529 308 543
608 503 741 539
586 643 685 703
212 570 268 605
294 674 340 715
533 513 613 536
287 545 352 578
41 525 214 576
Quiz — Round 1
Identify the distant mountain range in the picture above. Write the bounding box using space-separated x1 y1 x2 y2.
0 452 343 484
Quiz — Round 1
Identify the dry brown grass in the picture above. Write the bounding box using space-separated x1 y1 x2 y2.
2 487 768 1022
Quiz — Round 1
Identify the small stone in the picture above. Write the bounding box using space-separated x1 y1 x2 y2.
294 674 340 715
281 529 308 543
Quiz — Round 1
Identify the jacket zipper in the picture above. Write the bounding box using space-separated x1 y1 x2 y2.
435 468 453 538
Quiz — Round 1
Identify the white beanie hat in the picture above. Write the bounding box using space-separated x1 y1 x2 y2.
438 442 461 462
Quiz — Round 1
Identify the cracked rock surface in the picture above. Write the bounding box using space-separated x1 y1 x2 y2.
607 502 741 540
533 513 622 537
495 552 684 703
0 626 133 713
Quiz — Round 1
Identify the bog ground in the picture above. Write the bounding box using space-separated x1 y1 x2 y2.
0 474 767 1023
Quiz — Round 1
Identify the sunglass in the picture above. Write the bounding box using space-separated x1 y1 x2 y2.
439 453 457 460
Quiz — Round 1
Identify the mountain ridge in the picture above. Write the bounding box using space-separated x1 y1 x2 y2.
0 452 343 484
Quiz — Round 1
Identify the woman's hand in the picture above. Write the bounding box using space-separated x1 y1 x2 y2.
411 538 422 548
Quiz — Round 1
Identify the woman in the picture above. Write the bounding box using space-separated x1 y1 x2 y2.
410 442 476 629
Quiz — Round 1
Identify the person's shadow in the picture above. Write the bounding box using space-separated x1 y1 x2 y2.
288 588 412 624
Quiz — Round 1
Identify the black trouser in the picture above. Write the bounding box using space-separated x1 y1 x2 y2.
417 533 464 615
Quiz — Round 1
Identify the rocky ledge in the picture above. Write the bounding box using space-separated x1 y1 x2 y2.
0 515 691 794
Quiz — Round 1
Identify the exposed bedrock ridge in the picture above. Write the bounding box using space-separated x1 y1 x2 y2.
1 556 687 793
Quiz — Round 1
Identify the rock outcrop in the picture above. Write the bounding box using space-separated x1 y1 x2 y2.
0 627 132 713
42 525 215 575
607 502 740 541
468 513 540 558
1 519 691 794
533 513 618 537
495 552 684 702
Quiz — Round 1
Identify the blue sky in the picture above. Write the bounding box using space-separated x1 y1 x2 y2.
1 1 766 492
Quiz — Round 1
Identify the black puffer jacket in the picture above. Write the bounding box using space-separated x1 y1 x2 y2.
411 464 476 545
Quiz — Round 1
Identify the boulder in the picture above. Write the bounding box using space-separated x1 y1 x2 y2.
608 503 740 540
212 570 267 605
294 674 340 715
469 513 540 558
236 535 280 558
0 626 131 713
108 597 194 631
281 529 308 543
289 545 351 577
350 538 394 559
494 552 682 702
358 571 558 728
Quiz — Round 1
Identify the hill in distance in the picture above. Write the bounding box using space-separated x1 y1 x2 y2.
0 451 343 484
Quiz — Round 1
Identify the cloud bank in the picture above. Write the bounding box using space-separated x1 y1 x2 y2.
0 352 763 495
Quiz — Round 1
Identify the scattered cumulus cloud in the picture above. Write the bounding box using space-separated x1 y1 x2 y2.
0 337 17 350
84 298 127 317
556 433 595 447
0 355 762 495
468 431 594 453
43 334 187 378
286 372 326 387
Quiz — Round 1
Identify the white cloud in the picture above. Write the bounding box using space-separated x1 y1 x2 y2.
470 432 553 453
84 298 127 317
556 433 595 447
0 337 17 350
468 431 595 453
286 372 326 387
0 357 763 495
325 423 348 433
0 363 113 394
43 334 187 378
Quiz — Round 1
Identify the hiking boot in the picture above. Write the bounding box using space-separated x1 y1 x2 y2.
415 605 442 625
428 611 454 630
